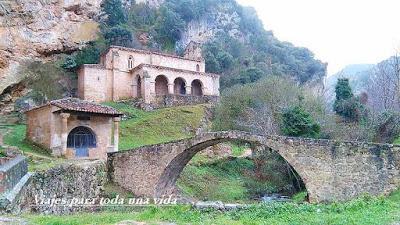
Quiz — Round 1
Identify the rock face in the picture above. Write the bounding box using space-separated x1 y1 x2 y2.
0 0 102 96
135 0 164 8
177 2 246 48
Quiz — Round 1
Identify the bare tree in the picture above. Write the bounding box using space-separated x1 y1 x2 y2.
367 53 400 113
236 106 279 135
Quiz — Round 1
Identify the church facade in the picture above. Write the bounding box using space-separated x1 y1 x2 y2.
77 42 220 105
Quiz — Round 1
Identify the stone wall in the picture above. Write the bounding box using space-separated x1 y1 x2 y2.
102 46 205 73
153 95 219 109
25 105 53 149
0 155 28 194
108 131 400 203
18 160 107 214
0 154 32 213
77 65 111 103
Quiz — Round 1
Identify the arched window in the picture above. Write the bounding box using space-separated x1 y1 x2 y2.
155 75 169 96
67 126 96 148
196 64 200 72
174 77 186 95
191 79 203 96
128 55 134 69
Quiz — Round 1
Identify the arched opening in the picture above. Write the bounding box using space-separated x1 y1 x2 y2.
155 137 307 203
174 77 186 95
128 55 134 69
67 126 96 157
137 75 142 98
196 64 200 72
155 75 169 96
191 79 203 96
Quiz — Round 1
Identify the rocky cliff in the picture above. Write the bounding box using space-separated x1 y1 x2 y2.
177 2 246 48
0 0 101 98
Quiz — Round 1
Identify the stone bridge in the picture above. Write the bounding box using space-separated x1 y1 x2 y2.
108 131 400 203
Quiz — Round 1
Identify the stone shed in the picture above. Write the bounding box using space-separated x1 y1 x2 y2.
25 98 122 160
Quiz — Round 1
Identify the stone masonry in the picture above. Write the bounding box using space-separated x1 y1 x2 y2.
108 131 400 203
77 42 220 105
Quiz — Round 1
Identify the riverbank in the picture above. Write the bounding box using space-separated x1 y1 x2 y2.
22 189 400 225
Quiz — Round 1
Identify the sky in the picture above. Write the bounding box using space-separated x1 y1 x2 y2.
236 0 400 75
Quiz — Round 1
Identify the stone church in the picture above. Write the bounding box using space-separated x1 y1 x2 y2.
77 42 220 106
25 42 220 160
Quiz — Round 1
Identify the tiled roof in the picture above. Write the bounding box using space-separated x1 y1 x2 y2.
26 98 122 116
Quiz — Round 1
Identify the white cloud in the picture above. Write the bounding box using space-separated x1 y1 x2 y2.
236 0 400 75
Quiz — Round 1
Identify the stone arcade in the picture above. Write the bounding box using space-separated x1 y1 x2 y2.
77 42 220 106
25 98 122 159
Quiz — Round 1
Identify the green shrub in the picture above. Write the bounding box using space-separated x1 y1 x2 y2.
281 105 320 138
103 26 133 47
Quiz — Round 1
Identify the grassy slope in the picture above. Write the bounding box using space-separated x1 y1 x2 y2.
2 125 65 171
177 154 282 203
178 155 250 202
25 189 400 225
105 102 206 150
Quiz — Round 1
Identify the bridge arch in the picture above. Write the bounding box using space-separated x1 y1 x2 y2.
154 133 309 198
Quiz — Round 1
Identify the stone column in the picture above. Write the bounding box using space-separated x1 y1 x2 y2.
168 83 174 95
185 85 192 95
60 113 70 156
113 117 121 152
143 71 153 104
112 51 120 101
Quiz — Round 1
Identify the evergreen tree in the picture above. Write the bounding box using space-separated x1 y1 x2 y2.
101 0 126 27
334 78 364 122
154 6 185 49
281 105 320 138
334 78 353 101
